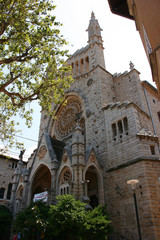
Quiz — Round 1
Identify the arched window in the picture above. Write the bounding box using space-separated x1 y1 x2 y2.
85 56 89 72
80 59 84 74
67 186 69 194
71 62 74 74
17 186 24 199
118 120 123 135
123 117 128 134
0 188 5 199
63 169 72 182
59 167 72 195
112 123 117 140
75 61 78 76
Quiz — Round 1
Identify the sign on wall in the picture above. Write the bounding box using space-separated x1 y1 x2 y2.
33 191 48 203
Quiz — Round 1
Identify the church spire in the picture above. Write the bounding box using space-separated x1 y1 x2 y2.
86 12 103 46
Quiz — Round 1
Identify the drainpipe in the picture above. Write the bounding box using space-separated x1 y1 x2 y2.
143 84 157 135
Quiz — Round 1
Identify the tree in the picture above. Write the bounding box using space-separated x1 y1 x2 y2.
13 200 50 240
0 0 72 149
0 205 12 240
47 195 87 240
84 205 111 240
13 195 111 240
48 195 111 240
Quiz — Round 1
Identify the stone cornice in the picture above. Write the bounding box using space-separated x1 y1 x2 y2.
106 156 160 172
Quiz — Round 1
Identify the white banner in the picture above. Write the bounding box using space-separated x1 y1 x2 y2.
33 191 48 202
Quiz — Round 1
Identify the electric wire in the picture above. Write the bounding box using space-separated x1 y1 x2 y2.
1 133 66 159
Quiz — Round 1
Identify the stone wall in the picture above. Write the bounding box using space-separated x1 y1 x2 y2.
104 160 160 240
0 156 18 206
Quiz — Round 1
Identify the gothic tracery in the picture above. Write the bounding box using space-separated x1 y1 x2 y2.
56 97 82 137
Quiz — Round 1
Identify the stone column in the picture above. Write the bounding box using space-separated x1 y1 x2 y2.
10 160 24 214
50 160 59 205
71 125 85 200
21 169 29 210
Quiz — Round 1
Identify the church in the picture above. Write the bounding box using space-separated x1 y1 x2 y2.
10 12 160 240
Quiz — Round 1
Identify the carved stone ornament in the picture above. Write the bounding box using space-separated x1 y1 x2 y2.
38 145 47 160
63 155 68 163
87 78 93 86
90 153 96 163
56 97 82 136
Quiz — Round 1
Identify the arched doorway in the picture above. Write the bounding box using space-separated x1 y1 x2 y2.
85 166 99 209
31 165 51 200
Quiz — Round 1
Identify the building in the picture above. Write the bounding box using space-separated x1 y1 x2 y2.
0 155 18 207
108 0 160 97
10 13 160 240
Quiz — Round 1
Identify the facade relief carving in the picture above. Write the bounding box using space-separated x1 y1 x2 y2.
38 145 47 160
90 153 96 163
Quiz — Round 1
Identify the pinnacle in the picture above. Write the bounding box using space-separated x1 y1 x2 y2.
91 11 95 19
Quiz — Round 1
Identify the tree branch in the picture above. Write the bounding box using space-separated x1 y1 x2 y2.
0 46 34 65
0 72 21 90
8 0 17 15
1 88 39 106
0 20 8 36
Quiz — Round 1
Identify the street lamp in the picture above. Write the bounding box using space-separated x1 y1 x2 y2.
127 179 142 240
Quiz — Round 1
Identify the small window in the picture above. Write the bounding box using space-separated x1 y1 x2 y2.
0 188 5 199
118 120 123 134
75 61 78 76
112 123 117 140
150 145 155 155
12 162 17 169
80 59 84 74
153 99 156 103
12 162 15 169
7 183 12 200
71 63 74 73
85 56 89 72
123 117 129 135
67 186 69 194
157 112 160 122
19 188 23 198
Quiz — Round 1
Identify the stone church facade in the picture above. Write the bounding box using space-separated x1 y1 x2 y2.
10 13 160 240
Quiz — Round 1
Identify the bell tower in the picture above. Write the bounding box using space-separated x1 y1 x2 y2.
86 11 105 69
87 12 103 46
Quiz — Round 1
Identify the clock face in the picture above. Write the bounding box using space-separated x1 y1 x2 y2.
56 97 82 137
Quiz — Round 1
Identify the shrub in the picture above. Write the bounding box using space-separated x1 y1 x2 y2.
0 205 12 240
13 195 111 240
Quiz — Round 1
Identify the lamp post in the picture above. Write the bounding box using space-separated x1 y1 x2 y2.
127 179 142 240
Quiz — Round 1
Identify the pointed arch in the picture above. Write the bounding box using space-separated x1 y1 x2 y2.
58 166 73 195
30 164 51 201
85 155 104 207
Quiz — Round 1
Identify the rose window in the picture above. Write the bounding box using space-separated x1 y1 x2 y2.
56 97 82 136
